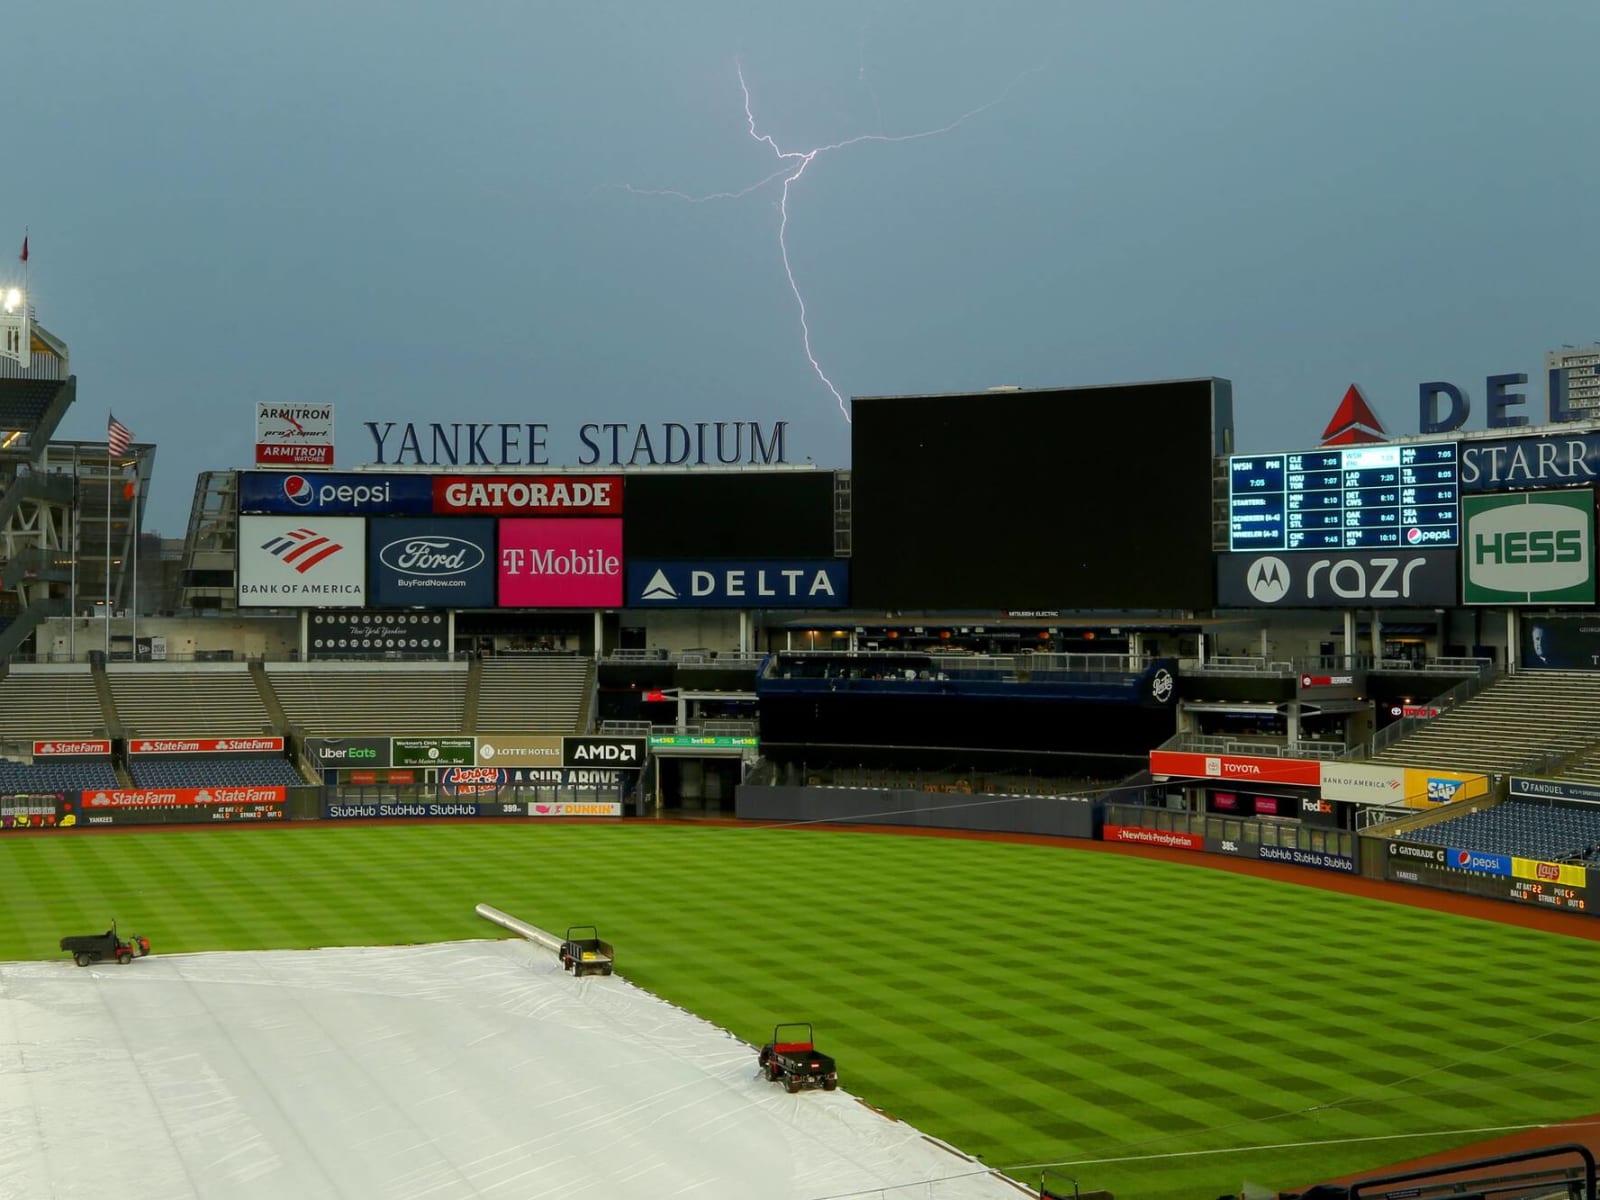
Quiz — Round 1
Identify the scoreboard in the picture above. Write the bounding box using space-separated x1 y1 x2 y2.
1228 442 1459 552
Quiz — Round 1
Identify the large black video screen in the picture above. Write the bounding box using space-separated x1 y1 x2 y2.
852 381 1226 611
624 471 837 560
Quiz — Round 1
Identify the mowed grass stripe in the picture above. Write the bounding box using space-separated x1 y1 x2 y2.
4 822 1599 1200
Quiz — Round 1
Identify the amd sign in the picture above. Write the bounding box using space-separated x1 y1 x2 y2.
1217 550 1457 608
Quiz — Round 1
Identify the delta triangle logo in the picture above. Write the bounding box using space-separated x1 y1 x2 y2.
1319 384 1389 447
641 569 679 601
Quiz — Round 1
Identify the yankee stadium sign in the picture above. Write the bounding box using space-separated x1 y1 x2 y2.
364 420 790 467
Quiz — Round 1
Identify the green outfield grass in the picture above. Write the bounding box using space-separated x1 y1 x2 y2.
3 822 1597 1198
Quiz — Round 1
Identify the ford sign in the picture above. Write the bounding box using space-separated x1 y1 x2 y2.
378 536 486 577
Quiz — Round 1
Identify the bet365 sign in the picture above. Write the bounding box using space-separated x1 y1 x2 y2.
1462 490 1595 605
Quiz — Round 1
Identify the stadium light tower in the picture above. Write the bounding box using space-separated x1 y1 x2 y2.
0 282 29 370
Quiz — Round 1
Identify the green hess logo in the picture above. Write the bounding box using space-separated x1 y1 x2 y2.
1463 490 1595 604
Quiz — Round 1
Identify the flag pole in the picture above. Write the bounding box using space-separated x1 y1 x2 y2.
69 444 77 662
130 468 138 658
104 445 111 657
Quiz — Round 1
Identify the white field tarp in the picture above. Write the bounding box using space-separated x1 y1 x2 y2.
0 940 1026 1199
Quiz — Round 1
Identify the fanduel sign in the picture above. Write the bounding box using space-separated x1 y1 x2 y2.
1216 550 1457 608
626 560 848 608
364 421 789 467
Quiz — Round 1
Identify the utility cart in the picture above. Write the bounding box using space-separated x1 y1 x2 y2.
758 1023 838 1093
59 923 151 967
559 926 614 978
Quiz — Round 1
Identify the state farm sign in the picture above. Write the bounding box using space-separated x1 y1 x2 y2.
32 740 112 757
83 787 287 808
129 737 285 755
1148 749 1322 788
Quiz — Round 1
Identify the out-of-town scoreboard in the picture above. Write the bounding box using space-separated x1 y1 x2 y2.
1228 441 1460 551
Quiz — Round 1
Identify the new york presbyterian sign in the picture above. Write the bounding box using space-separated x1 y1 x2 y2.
364 420 790 467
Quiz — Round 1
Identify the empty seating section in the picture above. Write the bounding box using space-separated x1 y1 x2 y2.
267 663 469 735
1554 741 1600 787
476 656 592 733
0 667 107 739
108 665 273 737
1409 801 1600 865
129 758 305 788
0 380 63 430
1370 671 1600 775
0 759 119 792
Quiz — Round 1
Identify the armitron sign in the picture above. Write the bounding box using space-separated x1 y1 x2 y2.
256 403 334 466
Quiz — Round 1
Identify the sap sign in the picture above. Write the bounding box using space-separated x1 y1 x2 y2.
1462 491 1594 606
369 517 497 608
1420 370 1583 434
626 560 848 608
239 471 433 515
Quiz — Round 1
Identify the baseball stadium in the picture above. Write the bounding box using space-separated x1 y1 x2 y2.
6 299 1600 1199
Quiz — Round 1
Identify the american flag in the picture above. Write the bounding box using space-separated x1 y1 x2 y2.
107 414 133 457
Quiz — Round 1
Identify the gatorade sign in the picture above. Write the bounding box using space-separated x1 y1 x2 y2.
1462 490 1594 605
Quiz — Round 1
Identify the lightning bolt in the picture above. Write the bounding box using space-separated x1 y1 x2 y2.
624 60 1040 425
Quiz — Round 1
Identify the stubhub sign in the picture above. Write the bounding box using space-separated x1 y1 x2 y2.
626 560 848 608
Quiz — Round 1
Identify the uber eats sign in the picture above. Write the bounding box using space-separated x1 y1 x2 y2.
1463 490 1595 605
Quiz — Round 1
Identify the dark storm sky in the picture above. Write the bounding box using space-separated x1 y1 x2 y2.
6 1 1598 533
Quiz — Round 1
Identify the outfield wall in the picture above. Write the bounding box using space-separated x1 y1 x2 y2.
734 784 1099 839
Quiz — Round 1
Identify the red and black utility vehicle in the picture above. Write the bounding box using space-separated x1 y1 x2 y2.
758 1023 838 1093
59 923 151 967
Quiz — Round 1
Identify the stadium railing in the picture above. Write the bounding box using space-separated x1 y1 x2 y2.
1155 731 1349 761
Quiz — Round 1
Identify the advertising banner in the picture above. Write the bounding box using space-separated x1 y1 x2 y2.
1319 761 1407 805
1296 793 1340 826
239 472 433 515
526 801 624 817
1460 433 1600 493
308 611 449 658
1513 857 1588 888
1510 776 1600 803
504 768 622 786
324 800 522 820
0 793 70 829
306 737 392 769
1204 836 1356 873
498 518 623 607
440 767 507 796
562 736 646 770
1217 550 1458 608
368 517 497 608
626 560 849 608
129 737 284 755
1447 847 1512 876
1462 490 1594 605
255 403 334 467
649 734 759 749
434 476 622 516
1103 825 1203 850
238 516 366 607
78 787 287 826
472 736 564 766
391 737 476 767
1404 768 1487 807
1149 749 1321 788
1519 615 1600 671
1386 836 1590 911
32 740 111 757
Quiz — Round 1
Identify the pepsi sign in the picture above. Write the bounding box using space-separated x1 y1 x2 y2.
239 471 433 515
369 518 496 608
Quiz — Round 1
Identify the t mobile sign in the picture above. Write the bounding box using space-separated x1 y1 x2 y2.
498 518 623 607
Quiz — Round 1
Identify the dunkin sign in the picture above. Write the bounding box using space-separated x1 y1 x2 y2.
497 518 623 607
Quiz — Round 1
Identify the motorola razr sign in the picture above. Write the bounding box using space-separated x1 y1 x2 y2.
1216 550 1458 608
1462 490 1595 605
